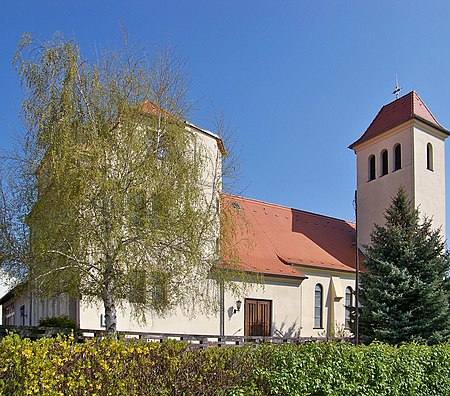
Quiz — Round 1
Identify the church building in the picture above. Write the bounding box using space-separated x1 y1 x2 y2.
1 91 447 338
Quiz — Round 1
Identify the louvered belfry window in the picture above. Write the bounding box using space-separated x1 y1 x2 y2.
427 143 433 171
368 155 376 181
394 144 402 171
381 150 388 176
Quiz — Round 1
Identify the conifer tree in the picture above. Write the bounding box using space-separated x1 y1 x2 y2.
360 187 450 344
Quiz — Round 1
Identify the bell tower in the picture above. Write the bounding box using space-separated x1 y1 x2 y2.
349 91 449 249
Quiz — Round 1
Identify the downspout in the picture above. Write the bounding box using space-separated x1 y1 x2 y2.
29 290 33 326
219 280 225 336
354 189 360 345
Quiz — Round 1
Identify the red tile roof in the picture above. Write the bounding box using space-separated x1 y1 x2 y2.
223 195 361 279
140 100 164 116
349 91 449 149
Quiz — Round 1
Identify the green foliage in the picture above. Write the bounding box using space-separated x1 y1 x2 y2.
0 335 449 395
253 342 450 396
0 334 258 395
38 315 78 330
360 187 450 344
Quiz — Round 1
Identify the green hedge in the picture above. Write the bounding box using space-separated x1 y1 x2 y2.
0 333 449 395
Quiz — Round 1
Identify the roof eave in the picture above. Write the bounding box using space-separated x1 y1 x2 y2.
414 115 450 136
277 254 356 274
287 260 357 273
184 121 227 156
0 282 28 305
213 262 307 280
247 269 308 280
349 116 450 151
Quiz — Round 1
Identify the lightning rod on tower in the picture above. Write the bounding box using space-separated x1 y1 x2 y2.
392 76 402 99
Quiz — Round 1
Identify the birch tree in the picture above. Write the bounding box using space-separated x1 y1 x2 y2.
1 32 244 335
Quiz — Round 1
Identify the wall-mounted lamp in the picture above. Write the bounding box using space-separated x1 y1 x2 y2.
234 300 242 313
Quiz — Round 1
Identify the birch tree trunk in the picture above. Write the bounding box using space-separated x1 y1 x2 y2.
103 261 117 336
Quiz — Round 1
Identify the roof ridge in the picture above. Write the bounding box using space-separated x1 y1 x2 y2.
224 194 354 225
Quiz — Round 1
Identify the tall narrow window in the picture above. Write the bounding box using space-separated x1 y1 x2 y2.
368 155 376 181
427 143 433 171
151 271 168 308
394 144 401 171
345 287 353 329
380 150 388 176
314 284 323 328
129 268 147 304
20 305 26 326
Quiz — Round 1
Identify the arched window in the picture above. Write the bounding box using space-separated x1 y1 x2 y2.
314 284 323 329
368 155 376 181
394 144 401 171
381 149 388 176
345 287 353 329
427 143 433 171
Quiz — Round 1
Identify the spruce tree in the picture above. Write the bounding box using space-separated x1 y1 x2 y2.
360 187 450 344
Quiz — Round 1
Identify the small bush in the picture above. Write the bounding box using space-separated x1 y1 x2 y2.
38 315 78 329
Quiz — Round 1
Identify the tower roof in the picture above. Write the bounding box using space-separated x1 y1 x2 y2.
349 91 449 149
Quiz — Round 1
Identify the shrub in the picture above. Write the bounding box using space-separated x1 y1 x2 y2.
38 315 78 329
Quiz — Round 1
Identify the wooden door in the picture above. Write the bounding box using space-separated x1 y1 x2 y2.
244 299 271 336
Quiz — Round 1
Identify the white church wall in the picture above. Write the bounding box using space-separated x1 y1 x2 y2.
2 293 29 326
78 276 303 336
79 272 354 338
413 123 447 239
298 268 355 337
79 298 221 334
187 125 223 194
1 268 356 339
32 294 72 326
355 123 414 248
0 270 15 324
225 277 303 337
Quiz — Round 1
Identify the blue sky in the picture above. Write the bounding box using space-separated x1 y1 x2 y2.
2 0 450 229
